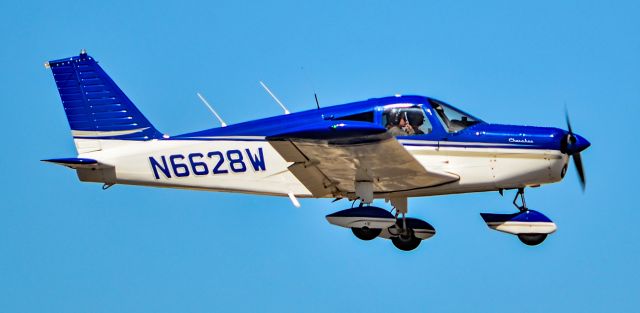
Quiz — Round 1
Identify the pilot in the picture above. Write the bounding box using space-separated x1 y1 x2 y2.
387 111 415 136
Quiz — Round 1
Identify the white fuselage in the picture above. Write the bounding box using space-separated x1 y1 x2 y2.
74 137 568 199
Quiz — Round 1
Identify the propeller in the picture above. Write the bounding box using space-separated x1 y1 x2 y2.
562 109 588 191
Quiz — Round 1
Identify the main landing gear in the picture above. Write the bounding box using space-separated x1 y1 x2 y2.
325 197 435 252
388 213 424 251
480 188 557 246
351 227 381 241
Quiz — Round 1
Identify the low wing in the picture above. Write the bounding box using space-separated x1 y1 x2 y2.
267 120 458 198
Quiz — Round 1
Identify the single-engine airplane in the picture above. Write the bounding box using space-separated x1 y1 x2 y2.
43 50 590 251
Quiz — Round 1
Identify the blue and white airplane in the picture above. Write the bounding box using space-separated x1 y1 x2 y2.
43 50 590 251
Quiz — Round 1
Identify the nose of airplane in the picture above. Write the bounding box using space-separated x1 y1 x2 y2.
573 133 591 153
561 131 590 155
561 111 589 191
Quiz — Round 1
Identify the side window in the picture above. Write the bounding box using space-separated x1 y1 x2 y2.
383 107 432 136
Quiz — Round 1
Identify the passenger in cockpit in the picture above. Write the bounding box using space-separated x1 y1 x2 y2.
407 111 425 135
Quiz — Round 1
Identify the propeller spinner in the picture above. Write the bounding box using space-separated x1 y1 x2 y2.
561 110 591 191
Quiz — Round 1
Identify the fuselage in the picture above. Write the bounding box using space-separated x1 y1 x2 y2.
73 95 588 199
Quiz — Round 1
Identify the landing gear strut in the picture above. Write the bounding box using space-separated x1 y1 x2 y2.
390 216 421 251
388 207 422 251
513 188 548 246
513 187 527 212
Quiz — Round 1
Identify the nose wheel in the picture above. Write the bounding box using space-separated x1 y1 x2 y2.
517 233 548 246
513 188 548 245
512 188 553 246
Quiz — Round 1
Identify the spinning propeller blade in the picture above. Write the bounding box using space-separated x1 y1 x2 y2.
573 152 586 191
563 109 587 191
565 108 573 135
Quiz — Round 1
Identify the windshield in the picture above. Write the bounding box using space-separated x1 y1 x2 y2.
429 99 481 132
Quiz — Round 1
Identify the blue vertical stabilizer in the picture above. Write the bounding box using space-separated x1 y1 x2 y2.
47 50 162 140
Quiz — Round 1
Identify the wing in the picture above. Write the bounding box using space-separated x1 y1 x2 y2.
267 120 459 198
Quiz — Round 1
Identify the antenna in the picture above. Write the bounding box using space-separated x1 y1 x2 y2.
196 92 227 127
288 192 301 208
259 81 290 114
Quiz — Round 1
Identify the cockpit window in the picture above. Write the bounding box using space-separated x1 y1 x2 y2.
429 99 481 132
382 106 432 136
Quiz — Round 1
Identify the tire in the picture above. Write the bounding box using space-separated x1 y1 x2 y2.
518 233 547 246
352 227 382 241
391 231 422 251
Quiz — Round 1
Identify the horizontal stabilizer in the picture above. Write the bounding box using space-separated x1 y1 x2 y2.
42 158 110 170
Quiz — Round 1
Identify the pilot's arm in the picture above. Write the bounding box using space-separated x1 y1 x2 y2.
388 126 408 136
403 124 415 135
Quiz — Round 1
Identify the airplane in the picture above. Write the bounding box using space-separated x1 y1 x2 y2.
42 50 591 251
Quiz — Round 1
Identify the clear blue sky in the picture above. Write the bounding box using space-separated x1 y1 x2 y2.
1 0 638 312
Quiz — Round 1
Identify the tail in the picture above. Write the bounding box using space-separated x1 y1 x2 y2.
46 50 163 153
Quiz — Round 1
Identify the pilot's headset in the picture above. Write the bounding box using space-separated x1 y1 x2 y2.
388 109 402 125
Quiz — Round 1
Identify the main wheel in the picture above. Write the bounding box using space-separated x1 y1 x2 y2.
352 227 382 241
518 233 547 246
391 231 421 251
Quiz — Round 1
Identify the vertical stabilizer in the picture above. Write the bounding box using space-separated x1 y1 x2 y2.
46 50 163 153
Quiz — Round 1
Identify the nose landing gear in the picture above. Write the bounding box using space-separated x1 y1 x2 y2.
513 188 549 246
481 188 557 246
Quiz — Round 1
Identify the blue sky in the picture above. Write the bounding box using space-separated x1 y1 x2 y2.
1 0 639 312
